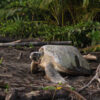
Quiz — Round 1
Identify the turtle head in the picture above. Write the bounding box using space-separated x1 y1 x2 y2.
30 52 43 62
30 51 43 73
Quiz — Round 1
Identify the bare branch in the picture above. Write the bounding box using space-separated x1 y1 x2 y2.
0 41 72 47
79 64 100 92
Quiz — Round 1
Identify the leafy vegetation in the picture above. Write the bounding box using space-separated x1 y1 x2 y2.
80 44 100 53
0 57 3 65
0 0 100 47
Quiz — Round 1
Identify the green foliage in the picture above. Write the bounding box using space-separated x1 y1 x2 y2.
70 87 75 91
0 0 99 24
0 18 24 37
71 21 100 47
42 86 56 90
87 22 100 45
0 0 100 48
81 45 100 53
29 43 34 48
0 20 100 47
0 57 3 65
5 83 9 92
36 21 100 47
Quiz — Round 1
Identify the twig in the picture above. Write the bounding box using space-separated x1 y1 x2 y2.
63 86 87 100
90 89 100 93
0 74 12 77
52 89 57 100
79 64 100 92
17 52 23 60
42 83 86 100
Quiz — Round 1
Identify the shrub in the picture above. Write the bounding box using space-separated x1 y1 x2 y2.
0 20 99 47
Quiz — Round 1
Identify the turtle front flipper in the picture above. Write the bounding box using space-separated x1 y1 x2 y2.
45 63 66 83
30 61 39 73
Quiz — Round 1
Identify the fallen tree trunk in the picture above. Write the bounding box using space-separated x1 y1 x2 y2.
0 41 72 47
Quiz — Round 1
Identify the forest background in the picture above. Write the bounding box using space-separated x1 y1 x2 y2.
0 0 100 48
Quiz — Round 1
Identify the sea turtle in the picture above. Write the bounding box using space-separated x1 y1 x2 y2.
30 45 91 83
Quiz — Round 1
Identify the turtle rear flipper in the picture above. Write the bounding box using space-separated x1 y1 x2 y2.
45 63 66 83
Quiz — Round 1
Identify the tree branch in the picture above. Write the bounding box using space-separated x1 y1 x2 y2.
0 41 72 47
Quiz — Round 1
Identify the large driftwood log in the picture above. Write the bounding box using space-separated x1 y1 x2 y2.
0 40 72 47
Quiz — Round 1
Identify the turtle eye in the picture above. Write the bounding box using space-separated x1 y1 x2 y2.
30 52 41 61
33 53 37 57
33 57 37 61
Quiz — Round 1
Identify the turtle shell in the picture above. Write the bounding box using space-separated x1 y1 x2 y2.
39 45 91 75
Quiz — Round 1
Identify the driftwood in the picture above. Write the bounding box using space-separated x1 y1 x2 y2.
79 64 100 92
0 40 72 47
83 54 97 61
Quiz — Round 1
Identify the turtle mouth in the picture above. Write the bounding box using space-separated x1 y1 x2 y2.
32 59 41 64
32 56 39 62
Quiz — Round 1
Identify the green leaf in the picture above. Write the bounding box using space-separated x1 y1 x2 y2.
42 86 56 90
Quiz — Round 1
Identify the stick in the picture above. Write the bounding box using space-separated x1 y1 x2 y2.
79 64 100 92
63 86 87 100
0 41 72 47
0 74 12 77
40 83 86 100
